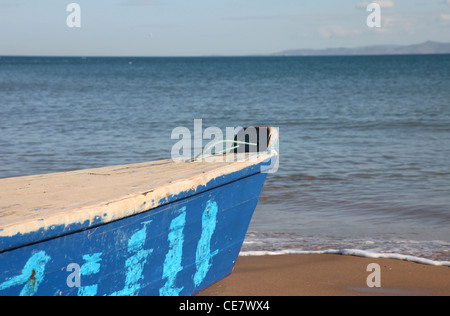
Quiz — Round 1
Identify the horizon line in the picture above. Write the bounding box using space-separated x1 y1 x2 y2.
1 40 449 59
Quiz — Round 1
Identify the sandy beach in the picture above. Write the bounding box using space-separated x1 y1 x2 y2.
197 254 450 296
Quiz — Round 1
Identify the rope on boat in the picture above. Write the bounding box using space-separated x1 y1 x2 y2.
195 140 258 161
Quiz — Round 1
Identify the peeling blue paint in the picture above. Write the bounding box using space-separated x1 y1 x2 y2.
194 200 219 287
0 251 50 296
160 207 187 296
80 253 102 275
0 204 20 210
110 221 153 296
78 252 102 296
78 285 98 296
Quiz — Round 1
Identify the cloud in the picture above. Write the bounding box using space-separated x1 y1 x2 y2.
356 1 395 9
371 13 417 33
440 13 450 25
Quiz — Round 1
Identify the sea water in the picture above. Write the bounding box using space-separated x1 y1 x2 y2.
1 55 449 265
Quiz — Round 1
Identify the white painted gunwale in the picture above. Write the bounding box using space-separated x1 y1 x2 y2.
0 152 274 238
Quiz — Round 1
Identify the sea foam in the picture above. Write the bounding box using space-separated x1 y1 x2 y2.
239 248 450 267
240 232 450 267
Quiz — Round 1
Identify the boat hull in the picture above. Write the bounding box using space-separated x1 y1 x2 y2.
0 171 267 296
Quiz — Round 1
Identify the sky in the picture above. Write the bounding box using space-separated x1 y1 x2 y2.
0 0 449 56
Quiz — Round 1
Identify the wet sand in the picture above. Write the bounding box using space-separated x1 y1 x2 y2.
197 254 450 296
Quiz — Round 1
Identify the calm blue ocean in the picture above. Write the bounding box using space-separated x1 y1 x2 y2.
1 55 449 263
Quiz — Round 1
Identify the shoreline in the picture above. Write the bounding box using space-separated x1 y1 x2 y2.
239 249 450 266
197 254 450 296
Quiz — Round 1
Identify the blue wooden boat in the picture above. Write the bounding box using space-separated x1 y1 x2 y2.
0 127 278 296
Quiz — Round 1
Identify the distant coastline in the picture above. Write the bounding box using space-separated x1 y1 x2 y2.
1 41 450 58
272 41 450 57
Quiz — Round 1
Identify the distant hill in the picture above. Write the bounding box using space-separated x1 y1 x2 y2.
273 41 450 56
